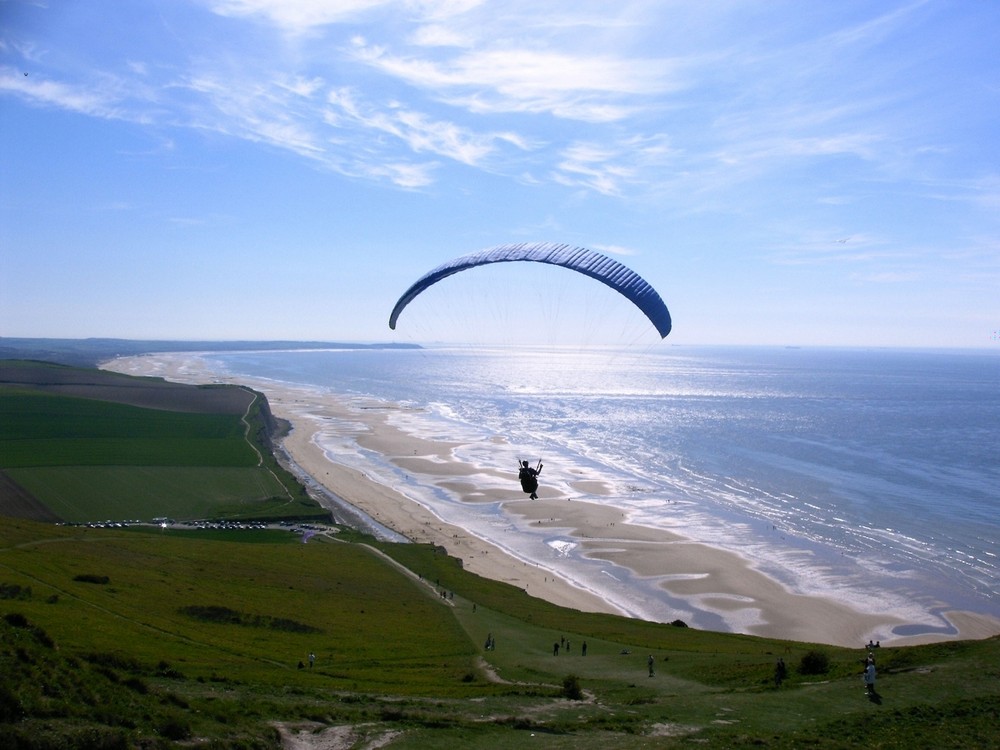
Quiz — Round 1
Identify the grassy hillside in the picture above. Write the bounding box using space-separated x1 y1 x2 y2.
2 518 999 749
0 362 328 524
1 361 998 748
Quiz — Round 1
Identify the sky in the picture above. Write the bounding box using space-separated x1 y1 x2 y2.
1 0 999 348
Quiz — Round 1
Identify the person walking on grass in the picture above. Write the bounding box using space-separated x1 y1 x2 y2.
864 661 876 696
774 657 787 687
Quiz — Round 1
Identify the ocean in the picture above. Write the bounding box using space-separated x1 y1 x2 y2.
199 345 1000 639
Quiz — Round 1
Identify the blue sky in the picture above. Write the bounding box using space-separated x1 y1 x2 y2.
2 0 998 348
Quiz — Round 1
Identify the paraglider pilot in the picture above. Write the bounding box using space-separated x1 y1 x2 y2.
518 460 542 500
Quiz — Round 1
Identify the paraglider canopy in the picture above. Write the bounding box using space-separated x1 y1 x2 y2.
388 242 671 338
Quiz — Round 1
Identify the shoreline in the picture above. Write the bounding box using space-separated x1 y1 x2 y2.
104 352 1000 648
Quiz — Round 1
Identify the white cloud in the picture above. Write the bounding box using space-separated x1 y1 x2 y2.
368 160 438 188
408 23 474 48
206 0 395 31
351 40 681 122
592 243 637 257
825 0 930 51
324 86 526 168
446 91 638 123
409 0 485 20
715 133 882 168
0 69 124 119
6 0 995 205
553 143 633 196
550 134 676 196
277 75 325 98
178 72 326 159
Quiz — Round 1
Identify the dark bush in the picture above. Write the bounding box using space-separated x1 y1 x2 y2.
798 649 830 675
123 677 148 694
179 605 242 624
3 612 29 628
83 652 142 672
94 665 121 683
3 613 55 648
0 683 25 722
0 583 31 600
670 619 688 627
162 692 190 709
73 574 110 585
268 616 321 634
178 605 321 633
562 674 583 700
158 715 192 741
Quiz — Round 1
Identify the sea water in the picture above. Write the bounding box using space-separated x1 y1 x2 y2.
201 345 1000 637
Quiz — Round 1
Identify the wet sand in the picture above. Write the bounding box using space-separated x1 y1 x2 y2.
104 353 1000 648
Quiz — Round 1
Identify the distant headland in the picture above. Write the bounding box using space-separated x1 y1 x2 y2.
0 337 420 368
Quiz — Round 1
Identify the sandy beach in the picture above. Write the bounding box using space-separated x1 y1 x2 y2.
105 353 1000 649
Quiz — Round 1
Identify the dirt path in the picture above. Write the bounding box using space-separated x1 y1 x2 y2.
272 722 402 749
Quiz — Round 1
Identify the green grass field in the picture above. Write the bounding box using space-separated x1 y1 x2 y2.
2 361 999 748
5 466 294 522
3 517 999 749
0 390 256 464
0 364 328 524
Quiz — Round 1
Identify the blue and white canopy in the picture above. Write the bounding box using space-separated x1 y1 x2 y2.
389 242 672 338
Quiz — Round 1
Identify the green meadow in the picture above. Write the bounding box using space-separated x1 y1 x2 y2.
1 362 999 748
0 362 327 524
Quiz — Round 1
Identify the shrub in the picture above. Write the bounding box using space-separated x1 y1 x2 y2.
0 683 25 722
3 612 55 648
0 583 31 600
83 652 142 672
73 574 110 585
178 605 321 633
267 616 321 634
123 677 148 694
158 715 192 741
180 604 243 624
3 612 29 628
798 649 830 675
562 674 583 700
